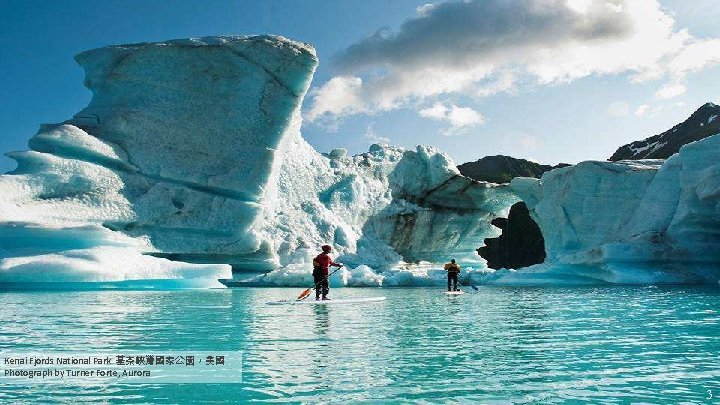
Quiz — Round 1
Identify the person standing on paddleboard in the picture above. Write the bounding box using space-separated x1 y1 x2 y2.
444 259 461 291
313 245 343 301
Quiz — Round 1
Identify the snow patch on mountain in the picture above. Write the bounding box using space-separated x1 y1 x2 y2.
610 102 720 161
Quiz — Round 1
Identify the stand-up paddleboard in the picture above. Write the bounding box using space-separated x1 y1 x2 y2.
445 290 465 295
267 296 387 306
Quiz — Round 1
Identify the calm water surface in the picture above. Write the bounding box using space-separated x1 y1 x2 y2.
1 286 720 403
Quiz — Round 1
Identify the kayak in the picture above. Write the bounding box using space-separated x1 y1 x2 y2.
267 296 387 305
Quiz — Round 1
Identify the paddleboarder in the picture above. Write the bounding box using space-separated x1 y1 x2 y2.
313 245 343 300
444 259 461 291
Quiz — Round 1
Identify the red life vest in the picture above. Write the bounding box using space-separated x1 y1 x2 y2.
313 253 338 275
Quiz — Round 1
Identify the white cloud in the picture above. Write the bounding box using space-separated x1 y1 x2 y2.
306 0 720 122
518 134 540 151
446 105 485 128
362 124 390 144
635 104 650 116
607 101 630 117
418 102 484 134
636 104 664 117
416 3 436 16
666 38 720 76
475 70 516 97
305 76 368 125
565 0 595 14
655 81 687 99
418 102 448 120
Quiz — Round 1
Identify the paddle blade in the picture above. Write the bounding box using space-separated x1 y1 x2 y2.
470 285 479 291
297 289 311 301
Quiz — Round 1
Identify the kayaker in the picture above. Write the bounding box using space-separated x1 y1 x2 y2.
444 259 461 291
313 245 343 300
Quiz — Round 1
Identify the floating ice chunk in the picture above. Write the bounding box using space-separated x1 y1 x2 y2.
0 247 230 284
341 265 384 287
0 223 230 286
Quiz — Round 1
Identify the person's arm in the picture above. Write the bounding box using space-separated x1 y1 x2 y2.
330 259 343 268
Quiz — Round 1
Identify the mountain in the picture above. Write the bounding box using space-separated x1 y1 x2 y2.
609 102 720 161
457 155 568 184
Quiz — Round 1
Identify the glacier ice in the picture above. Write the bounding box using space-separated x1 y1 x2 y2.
0 223 229 288
508 134 720 285
0 35 516 287
3 34 718 288
244 262 484 288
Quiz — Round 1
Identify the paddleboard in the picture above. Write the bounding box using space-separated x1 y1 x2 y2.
267 296 387 305
445 290 465 295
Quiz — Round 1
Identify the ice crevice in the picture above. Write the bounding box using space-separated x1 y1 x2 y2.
227 48 302 97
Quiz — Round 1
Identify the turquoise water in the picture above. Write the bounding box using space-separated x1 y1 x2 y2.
2 286 720 403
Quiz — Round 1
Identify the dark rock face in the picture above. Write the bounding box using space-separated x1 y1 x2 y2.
609 102 720 161
458 155 569 184
478 202 546 269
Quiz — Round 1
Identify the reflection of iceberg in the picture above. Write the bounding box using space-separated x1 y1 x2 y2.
0 36 516 287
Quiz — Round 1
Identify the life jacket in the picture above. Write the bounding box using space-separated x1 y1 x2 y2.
445 263 460 273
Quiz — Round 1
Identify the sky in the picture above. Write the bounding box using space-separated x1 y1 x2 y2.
1 0 720 173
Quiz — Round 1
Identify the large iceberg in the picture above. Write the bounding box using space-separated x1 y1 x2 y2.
0 36 516 287
505 134 720 285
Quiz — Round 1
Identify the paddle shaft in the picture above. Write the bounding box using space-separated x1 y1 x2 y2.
458 273 479 291
313 266 342 290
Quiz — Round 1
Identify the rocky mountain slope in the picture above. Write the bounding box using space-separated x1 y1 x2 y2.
458 155 568 184
609 102 720 161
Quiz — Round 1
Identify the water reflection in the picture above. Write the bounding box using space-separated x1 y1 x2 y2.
312 304 330 339
1 286 720 402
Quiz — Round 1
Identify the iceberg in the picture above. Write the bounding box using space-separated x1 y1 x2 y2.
508 134 720 285
0 223 229 288
0 36 517 287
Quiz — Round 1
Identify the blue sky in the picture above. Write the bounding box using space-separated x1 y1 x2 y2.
1 0 719 173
